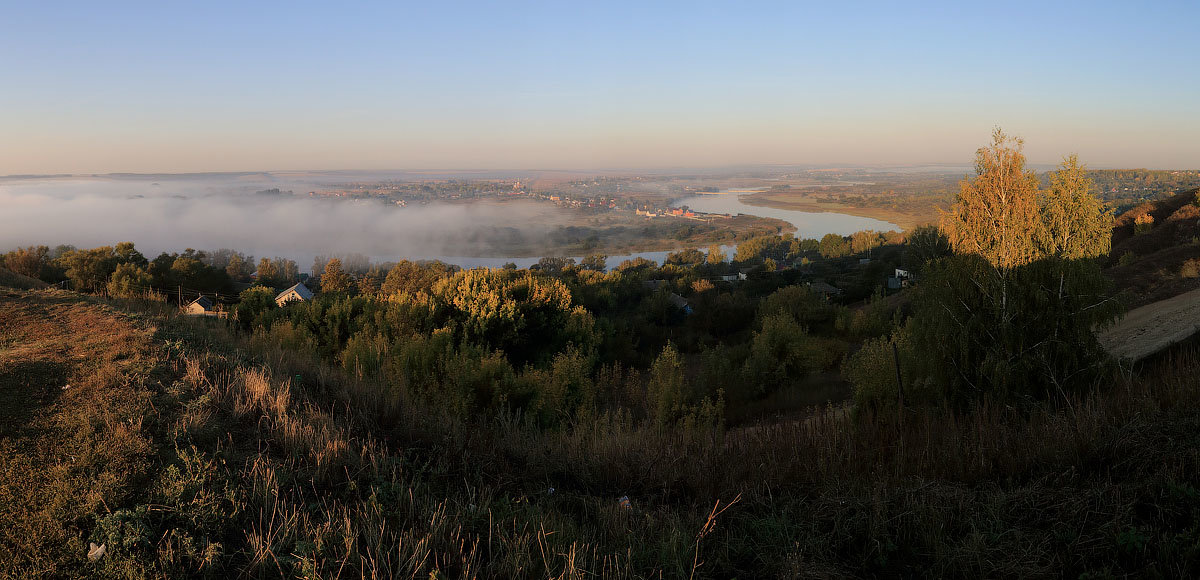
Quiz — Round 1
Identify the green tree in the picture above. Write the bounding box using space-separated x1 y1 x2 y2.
320 258 354 293
233 286 278 328
758 285 833 329
706 244 727 264
613 257 656 275
818 233 850 258
850 230 883 255
356 267 385 295
433 268 594 367
381 260 455 296
225 252 254 282
106 263 154 298
580 254 607 272
1 245 56 280
647 343 686 426
1037 154 1113 259
256 258 280 288
57 246 118 292
665 248 705 266
533 256 575 274
112 242 147 267
169 256 206 286
744 312 842 396
273 258 299 286
904 254 1119 402
736 235 790 263
903 225 952 273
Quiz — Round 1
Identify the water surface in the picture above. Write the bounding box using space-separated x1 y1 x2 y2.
675 192 898 237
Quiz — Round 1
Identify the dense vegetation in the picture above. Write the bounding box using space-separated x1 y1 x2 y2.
4 132 1200 577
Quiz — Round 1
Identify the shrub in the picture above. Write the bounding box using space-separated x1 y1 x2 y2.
233 286 277 327
107 263 155 298
1134 213 1154 235
647 343 686 426
1181 259 1200 279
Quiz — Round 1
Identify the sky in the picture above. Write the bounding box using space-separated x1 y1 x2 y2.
1 1 1197 174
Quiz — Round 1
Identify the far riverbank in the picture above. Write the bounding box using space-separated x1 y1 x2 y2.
735 190 935 232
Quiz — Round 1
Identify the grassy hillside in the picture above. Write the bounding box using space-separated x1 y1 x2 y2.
0 266 49 290
2 287 1200 577
1106 187 1200 306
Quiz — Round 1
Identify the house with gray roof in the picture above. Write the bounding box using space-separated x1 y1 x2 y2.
275 282 314 306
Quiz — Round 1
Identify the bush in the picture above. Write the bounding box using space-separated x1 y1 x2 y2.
843 324 933 411
233 286 277 328
647 343 686 426
1134 213 1154 235
1181 259 1200 279
107 263 154 298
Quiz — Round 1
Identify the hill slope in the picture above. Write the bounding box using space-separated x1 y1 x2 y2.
4 288 1200 577
0 288 161 575
1106 187 1200 306
0 266 49 290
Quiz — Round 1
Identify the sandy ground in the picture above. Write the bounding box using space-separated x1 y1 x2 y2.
1098 287 1200 361
738 191 935 231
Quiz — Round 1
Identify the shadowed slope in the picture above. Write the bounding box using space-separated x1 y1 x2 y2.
0 267 49 290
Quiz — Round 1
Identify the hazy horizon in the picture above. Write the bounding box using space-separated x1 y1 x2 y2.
3 2 1198 175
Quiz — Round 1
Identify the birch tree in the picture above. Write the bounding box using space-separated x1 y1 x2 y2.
1037 154 1113 260
941 128 1041 270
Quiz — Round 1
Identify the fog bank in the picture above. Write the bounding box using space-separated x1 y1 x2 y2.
0 175 562 265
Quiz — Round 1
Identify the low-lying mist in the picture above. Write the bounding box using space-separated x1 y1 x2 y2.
0 175 563 265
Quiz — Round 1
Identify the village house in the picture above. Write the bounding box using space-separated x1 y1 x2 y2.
182 295 216 316
808 281 843 300
642 279 669 291
887 268 913 290
668 292 693 315
275 282 314 307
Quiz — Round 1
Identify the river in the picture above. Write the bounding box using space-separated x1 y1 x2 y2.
673 191 898 238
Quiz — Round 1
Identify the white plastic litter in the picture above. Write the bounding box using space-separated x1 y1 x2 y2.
88 542 106 561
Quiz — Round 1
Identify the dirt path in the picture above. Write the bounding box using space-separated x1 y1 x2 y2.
0 289 163 574
1098 287 1200 361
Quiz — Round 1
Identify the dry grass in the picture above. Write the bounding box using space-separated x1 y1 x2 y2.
0 288 160 577
0 267 49 290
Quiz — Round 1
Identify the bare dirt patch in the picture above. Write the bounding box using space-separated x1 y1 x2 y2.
1098 286 1200 361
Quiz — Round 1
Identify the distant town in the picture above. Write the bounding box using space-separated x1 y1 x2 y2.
292 177 738 223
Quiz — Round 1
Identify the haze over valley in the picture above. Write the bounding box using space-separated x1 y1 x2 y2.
0 168 915 268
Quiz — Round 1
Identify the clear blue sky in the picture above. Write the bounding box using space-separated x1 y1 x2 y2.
2 1 1197 173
